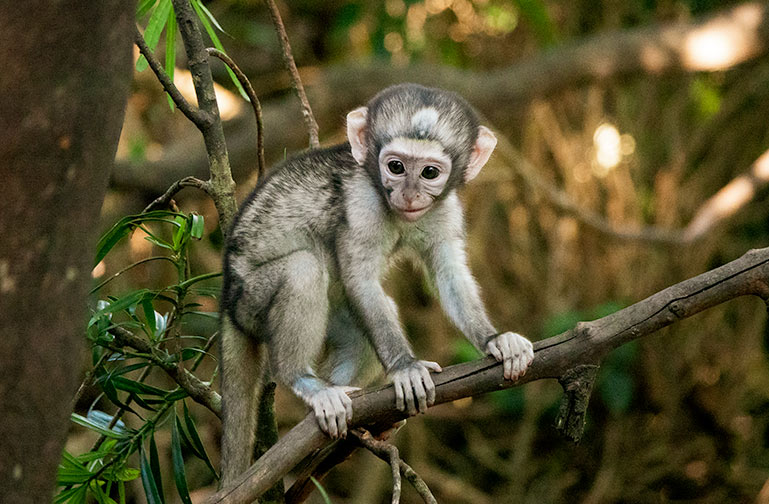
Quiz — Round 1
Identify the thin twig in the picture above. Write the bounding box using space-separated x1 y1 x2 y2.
264 0 319 148
350 430 401 504
350 429 438 504
134 26 211 129
206 48 266 179
142 176 210 213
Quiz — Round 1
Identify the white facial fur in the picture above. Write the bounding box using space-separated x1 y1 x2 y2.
378 137 452 222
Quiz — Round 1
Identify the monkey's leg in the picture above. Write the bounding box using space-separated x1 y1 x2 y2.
219 315 267 488
267 251 354 438
322 304 380 387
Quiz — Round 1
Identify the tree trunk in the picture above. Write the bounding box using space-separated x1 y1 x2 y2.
0 1 135 501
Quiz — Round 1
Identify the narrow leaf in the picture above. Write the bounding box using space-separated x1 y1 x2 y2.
140 444 165 504
149 435 165 499
182 402 218 477
171 415 193 504
189 0 248 100
165 5 177 110
137 0 173 72
71 413 124 439
136 0 157 18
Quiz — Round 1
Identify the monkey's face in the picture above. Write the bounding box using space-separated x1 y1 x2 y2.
377 137 452 222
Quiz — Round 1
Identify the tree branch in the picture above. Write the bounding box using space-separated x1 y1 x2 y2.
171 0 237 232
134 26 210 129
204 246 769 504
110 326 222 417
205 48 266 179
142 175 210 213
264 0 319 148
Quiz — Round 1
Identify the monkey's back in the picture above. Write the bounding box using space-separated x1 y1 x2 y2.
228 144 358 255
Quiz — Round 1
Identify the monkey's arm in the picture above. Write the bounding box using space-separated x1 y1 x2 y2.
338 235 441 415
428 237 533 380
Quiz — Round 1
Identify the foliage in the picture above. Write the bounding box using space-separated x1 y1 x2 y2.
56 210 219 504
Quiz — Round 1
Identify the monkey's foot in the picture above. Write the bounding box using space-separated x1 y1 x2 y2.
487 332 534 381
309 386 359 439
391 360 442 416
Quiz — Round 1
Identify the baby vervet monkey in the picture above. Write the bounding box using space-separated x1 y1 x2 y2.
219 83 534 485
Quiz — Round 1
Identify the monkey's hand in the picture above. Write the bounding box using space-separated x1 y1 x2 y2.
390 360 442 416
308 386 359 439
486 332 534 381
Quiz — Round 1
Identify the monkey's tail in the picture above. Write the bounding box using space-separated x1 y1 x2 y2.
219 314 267 488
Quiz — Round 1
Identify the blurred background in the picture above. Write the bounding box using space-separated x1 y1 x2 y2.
72 0 769 502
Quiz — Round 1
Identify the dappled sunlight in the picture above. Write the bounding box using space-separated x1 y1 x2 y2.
683 3 763 70
592 122 636 177
173 68 242 121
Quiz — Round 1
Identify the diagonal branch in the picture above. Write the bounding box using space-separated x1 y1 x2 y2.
134 26 211 129
142 176 210 213
205 48 266 179
264 0 319 148
204 246 769 504
110 326 222 417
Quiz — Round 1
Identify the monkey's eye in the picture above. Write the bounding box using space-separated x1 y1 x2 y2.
421 165 440 179
388 160 405 175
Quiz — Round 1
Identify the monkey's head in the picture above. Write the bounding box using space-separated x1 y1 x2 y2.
346 83 497 222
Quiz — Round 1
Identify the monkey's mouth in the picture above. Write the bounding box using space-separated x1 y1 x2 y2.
395 205 431 221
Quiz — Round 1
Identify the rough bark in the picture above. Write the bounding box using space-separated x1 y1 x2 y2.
205 246 769 504
0 1 135 501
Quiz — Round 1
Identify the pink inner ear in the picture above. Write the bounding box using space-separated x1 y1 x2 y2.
346 107 368 164
465 126 497 182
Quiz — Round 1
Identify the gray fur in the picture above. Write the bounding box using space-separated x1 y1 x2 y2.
219 84 532 486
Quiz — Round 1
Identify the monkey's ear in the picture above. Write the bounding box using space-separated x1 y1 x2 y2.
346 107 368 165
464 126 497 182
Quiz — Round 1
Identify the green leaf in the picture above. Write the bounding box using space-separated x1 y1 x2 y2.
311 476 333 504
112 376 169 397
140 444 165 504
164 388 189 402
137 0 157 18
71 413 125 439
177 271 222 290
104 467 140 483
149 435 165 499
190 214 205 239
90 480 118 504
94 210 184 266
171 414 193 504
87 410 127 434
165 5 177 110
55 485 88 504
89 290 152 328
142 299 157 336
137 0 173 72
182 402 218 477
194 0 226 33
189 0 248 100
172 215 186 252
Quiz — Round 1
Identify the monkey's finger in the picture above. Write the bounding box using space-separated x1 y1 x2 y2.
411 372 428 413
421 368 436 406
326 410 339 438
402 378 417 415
487 340 503 362
394 379 406 411
342 394 354 423
331 395 348 438
420 360 443 373
315 406 330 435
